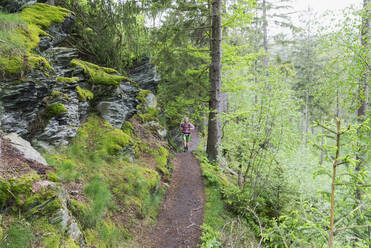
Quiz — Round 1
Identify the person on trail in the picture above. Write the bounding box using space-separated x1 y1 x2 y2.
180 117 195 152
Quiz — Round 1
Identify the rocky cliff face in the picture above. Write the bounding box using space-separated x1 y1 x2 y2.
0 3 166 248
0 3 160 149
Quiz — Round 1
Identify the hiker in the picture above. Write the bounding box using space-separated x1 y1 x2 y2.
180 117 195 152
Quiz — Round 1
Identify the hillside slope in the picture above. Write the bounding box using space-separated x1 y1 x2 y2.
0 2 170 247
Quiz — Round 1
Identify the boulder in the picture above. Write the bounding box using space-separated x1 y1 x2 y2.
4 133 48 165
145 92 157 109
96 82 138 129
128 57 160 93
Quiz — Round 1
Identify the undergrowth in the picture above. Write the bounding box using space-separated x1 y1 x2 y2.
43 114 168 246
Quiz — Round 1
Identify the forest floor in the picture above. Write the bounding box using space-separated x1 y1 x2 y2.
140 130 205 248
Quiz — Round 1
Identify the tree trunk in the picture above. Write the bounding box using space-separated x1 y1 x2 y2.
262 0 268 66
305 88 309 144
47 0 55 5
328 118 341 248
355 0 369 202
320 134 324 165
207 0 222 162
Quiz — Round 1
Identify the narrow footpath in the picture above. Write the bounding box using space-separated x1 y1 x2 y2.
142 130 205 248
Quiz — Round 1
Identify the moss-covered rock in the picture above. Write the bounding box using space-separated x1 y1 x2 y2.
46 103 67 118
0 3 69 76
20 3 71 31
56 76 80 83
138 107 159 123
70 59 129 86
76 86 93 101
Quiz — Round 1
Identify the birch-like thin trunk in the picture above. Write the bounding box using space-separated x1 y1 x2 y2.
328 118 341 248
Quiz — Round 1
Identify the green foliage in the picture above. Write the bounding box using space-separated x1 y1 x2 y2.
46 103 67 117
61 0 150 70
84 177 112 227
85 220 129 248
76 86 94 101
200 224 222 248
47 158 80 182
70 59 128 86
136 89 151 104
1 221 33 248
121 121 134 136
0 11 27 57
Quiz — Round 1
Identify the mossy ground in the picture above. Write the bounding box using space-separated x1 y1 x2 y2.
41 114 171 247
0 4 70 76
0 113 171 248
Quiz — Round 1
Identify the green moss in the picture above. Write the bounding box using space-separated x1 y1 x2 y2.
0 53 53 75
112 166 160 218
32 217 62 248
0 4 68 76
61 238 79 248
136 90 151 104
46 103 67 117
138 108 159 123
8 173 40 208
70 59 128 86
85 220 129 247
51 90 62 97
74 115 133 160
121 121 134 137
28 54 54 71
20 3 70 30
40 233 61 248
56 76 80 83
155 145 170 177
0 179 11 208
70 199 89 223
76 86 94 101
46 171 60 182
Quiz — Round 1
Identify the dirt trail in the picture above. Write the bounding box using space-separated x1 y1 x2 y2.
142 130 205 248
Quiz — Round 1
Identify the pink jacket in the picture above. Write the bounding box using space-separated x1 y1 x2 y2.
180 122 194 134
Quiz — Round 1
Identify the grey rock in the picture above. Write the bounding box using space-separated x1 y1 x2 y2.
143 121 167 140
4 133 48 165
96 82 138 128
145 92 157 109
0 80 50 136
128 57 160 93
51 188 86 247
39 15 75 51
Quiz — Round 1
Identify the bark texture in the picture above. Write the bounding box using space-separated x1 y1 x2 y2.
207 0 222 161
